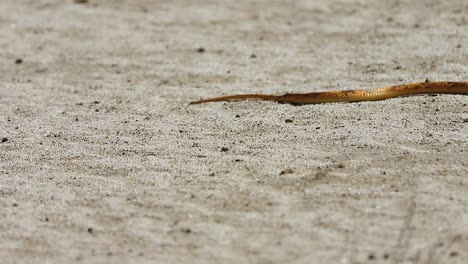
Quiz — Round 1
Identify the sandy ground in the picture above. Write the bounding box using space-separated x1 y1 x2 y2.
0 0 467 263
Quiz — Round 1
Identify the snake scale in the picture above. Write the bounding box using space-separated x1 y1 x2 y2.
190 81 468 105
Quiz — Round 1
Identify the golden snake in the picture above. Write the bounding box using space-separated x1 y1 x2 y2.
190 81 468 105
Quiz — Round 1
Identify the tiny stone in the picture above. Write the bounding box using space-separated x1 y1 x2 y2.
285 119 293 123
250 53 257 58
196 47 205 53
449 251 458 257
221 147 229 152
87 227 93 234
1 137 8 143
15 58 23 64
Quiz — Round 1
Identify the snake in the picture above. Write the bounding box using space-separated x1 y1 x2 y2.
190 81 468 105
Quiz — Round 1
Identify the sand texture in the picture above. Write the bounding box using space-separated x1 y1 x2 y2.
1 0 468 263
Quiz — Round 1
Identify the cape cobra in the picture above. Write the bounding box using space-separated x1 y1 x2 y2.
190 81 468 105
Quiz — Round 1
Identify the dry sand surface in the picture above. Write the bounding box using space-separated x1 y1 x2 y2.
1 0 468 263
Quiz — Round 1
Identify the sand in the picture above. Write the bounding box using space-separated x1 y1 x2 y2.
1 0 467 263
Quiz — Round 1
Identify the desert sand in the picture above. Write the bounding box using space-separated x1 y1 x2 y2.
0 0 467 263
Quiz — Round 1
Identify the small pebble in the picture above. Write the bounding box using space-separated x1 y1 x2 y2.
221 147 229 152
1 137 8 143
196 47 205 53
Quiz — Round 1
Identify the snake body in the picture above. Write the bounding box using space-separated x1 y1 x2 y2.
190 81 468 105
